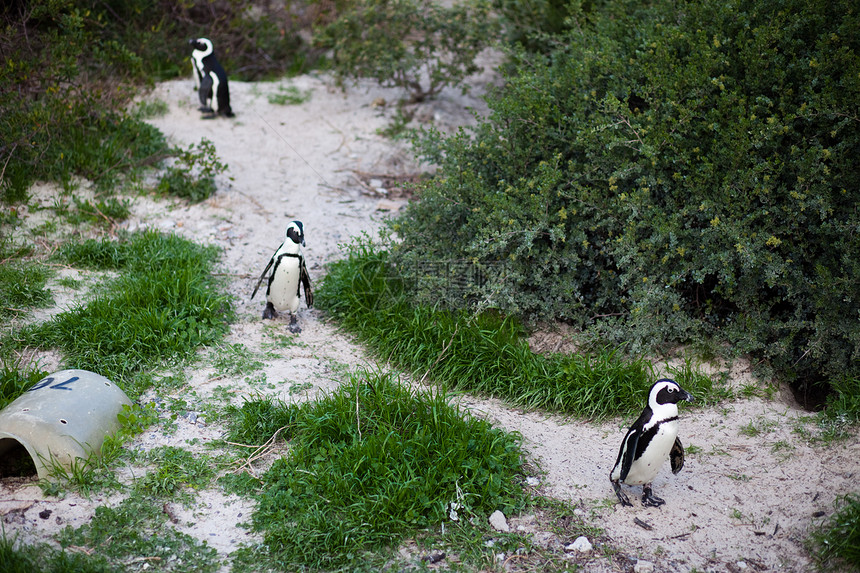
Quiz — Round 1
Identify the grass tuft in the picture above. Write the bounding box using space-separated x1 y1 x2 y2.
228 370 527 570
0 239 53 320
808 493 860 571
315 239 729 419
58 496 220 573
133 446 217 501
3 231 231 399
0 534 116 573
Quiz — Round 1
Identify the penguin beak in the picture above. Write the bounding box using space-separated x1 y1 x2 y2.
682 389 694 403
301 238 306 247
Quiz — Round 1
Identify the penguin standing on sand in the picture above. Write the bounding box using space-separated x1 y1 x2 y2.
189 37 234 118
610 378 693 507
251 221 313 332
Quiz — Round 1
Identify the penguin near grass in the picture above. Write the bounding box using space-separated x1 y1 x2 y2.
251 221 313 332
189 37 234 118
610 378 694 507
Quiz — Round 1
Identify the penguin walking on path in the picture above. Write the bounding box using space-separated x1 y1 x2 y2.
251 221 313 332
610 378 693 507
189 37 234 118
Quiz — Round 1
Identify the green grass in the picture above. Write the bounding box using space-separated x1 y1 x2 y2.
226 370 528 570
1 231 232 400
808 494 860 571
0 239 53 320
816 376 860 442
315 239 729 419
57 495 220 573
0 535 117 573
0 363 47 410
133 446 218 502
267 85 311 106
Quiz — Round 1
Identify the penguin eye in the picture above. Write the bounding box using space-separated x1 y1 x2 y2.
667 387 675 393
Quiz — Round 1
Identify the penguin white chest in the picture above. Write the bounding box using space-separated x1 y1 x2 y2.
624 418 679 485
267 256 301 313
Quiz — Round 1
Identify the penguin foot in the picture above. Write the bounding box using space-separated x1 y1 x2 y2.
288 314 302 334
611 480 633 507
262 302 278 320
198 106 214 113
641 485 665 507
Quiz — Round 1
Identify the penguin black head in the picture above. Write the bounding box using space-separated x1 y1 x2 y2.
649 378 694 410
286 221 306 247
189 38 213 56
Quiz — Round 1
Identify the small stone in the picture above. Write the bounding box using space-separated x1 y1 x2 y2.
526 476 540 486
422 550 445 564
736 562 748 570
489 510 509 532
634 559 655 573
38 509 52 519
565 536 592 554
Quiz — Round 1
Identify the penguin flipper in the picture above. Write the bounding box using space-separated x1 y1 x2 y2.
198 74 214 108
251 258 275 300
619 429 639 483
299 257 313 308
670 436 685 474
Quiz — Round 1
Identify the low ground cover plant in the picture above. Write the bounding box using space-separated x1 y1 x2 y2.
1 231 232 400
316 236 730 419
808 493 860 571
228 369 528 570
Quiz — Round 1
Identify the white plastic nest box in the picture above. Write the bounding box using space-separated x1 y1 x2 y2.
0 369 132 480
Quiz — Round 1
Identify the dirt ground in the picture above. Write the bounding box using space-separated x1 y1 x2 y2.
2 59 858 572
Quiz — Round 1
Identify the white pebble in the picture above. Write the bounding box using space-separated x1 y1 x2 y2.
565 536 592 554
488 510 509 532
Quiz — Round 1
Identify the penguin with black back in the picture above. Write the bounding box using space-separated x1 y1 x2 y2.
251 221 313 332
189 37 234 118
610 378 693 507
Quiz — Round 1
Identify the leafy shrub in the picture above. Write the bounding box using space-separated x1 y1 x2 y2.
156 139 228 203
316 0 498 102
394 0 860 403
241 370 527 569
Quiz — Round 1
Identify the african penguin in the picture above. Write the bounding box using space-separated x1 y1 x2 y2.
251 221 313 331
610 378 693 507
189 37 234 118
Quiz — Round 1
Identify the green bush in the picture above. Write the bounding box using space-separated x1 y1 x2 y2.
156 139 227 203
316 0 498 102
394 0 860 402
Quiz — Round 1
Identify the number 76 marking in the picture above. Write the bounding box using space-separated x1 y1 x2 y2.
27 376 80 392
